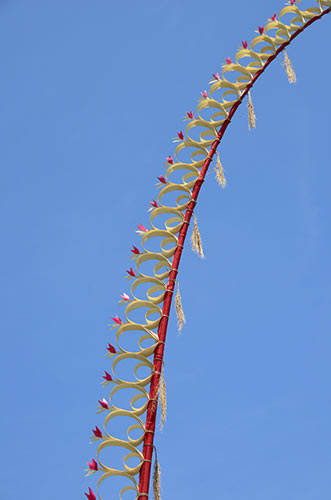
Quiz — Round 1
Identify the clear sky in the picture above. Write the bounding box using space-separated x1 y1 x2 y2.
1 1 330 499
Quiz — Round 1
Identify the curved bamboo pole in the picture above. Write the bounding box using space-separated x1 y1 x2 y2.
138 6 331 499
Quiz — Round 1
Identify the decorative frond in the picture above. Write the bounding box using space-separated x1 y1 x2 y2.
283 49 296 83
160 365 167 430
248 91 256 130
152 378 160 414
215 152 226 188
191 214 204 259
152 450 162 500
175 283 186 333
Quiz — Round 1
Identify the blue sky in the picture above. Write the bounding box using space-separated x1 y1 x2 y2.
1 1 330 499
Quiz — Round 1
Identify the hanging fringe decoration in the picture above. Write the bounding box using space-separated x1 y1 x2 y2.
215 151 226 188
151 363 167 427
283 49 296 84
215 152 226 188
151 378 160 414
191 214 204 259
248 91 256 130
175 283 186 333
160 364 167 430
152 448 162 500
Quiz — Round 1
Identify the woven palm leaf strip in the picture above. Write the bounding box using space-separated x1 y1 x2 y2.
85 2 331 499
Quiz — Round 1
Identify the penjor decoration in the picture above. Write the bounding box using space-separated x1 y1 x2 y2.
85 2 331 499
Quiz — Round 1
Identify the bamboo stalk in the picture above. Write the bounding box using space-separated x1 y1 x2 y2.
137 7 331 499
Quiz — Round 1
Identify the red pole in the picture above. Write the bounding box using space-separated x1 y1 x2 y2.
138 7 331 498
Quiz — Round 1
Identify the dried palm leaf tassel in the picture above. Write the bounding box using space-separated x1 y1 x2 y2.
191 214 204 259
248 91 256 130
152 448 161 500
215 151 226 188
160 364 167 430
283 49 296 84
175 283 186 333
151 377 160 414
